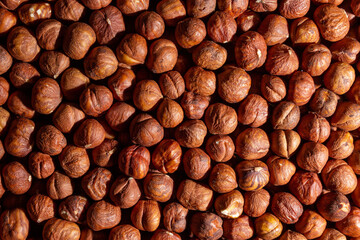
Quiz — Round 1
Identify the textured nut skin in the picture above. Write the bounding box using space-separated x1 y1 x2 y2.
290 17 320 47
310 88 338 117
176 179 213 211
7 91 35 119
295 210 327 239
183 148 211 181
81 0 111 10
326 130 354 159
298 113 330 143
254 213 283 240
28 152 55 179
130 113 164 147
47 171 73 200
265 44 299 76
0 77 9 106
235 127 269 160
163 202 188 233
52 103 85 134
131 200 161 232
209 163 237 193
205 103 237 135
27 194 55 223
156 98 184 128
207 11 237 43
190 212 223 240
249 0 277 12
235 31 267 71
158 71 185 100
60 68 90 101
110 176 141 208
58 195 88 223
91 139 118 167
135 11 164 41
244 189 270 217
2 161 32 195
31 78 62 115
236 160 270 191
314 4 349 42
237 94 268 127
109 225 141 240
18 2 51 25
87 200 121 231
73 119 106 149
118 145 150 179
9 62 40 89
180 91 210 119
0 208 29 240
7 26 40 62
108 68 136 102
317 192 351 222
319 228 346 240
267 156 296 186
133 80 163 112
152 139 181 174
151 229 181 240
156 0 186 26
205 135 234 162
186 0 216 18
0 107 10 136
0 46 12 75
347 77 360 105
271 192 303 224
289 171 322 205
287 71 315 106
80 84 113 117
214 190 244 219
36 125 67 156
59 145 90 178
81 167 112 201
36 19 66 51
116 0 149 15
116 33 147 66
143 172 174 202
349 140 360 175
83 46 118 80
336 207 360 237
272 101 300 130
54 0 85 21
192 40 227 70
270 130 301 158
175 17 206 49
330 37 360 64
237 10 261 33
0 8 17 34
302 44 332 77
223 215 254 240
296 142 329 173
217 0 248 18
331 102 360 131
324 62 355 95
280 230 307 240
175 119 207 148
279 0 310 19
258 14 289 46
260 74 286 103
42 218 80 240
146 39 178 74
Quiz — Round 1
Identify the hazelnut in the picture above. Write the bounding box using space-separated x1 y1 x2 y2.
131 200 161 232
36 19 66 51
236 160 270 191
244 189 270 217
235 31 267 71
87 200 121 231
349 140 360 174
130 113 164 147
0 209 29 240
59 145 90 178
156 0 186 26
152 139 182 174
43 218 80 240
265 44 299 76
59 195 88 223
28 152 55 179
27 194 55 223
205 103 237 135
9 62 40 89
106 103 135 132
205 135 235 162
7 91 35 119
4 117 35 157
156 98 184 128
175 119 207 148
326 130 354 159
52 103 85 134
279 0 310 19
73 119 106 149
116 33 148 66
336 207 360 237
271 192 303 224
319 228 346 240
310 88 338 117
81 167 112 201
280 230 307 240
352 179 360 207
163 202 188 233
192 40 227 70
290 17 320 47
0 8 16 34
80 84 113 117
108 67 136 101
314 4 349 42
135 11 164 41
295 210 327 239
267 156 296 186
270 130 301 158
180 91 210 119
289 171 322 205
235 127 270 160
0 45 12 75
116 0 149 15
254 213 283 240
143 172 174 202
236 10 261 32
133 80 163 112
109 225 141 240
18 2 51 25
190 212 223 240
296 142 329 173
2 161 32 195
183 148 211 181
175 17 206 49
0 140 4 161
317 192 351 222
60 68 90 101
260 74 286 103
83 46 118 80
110 176 141 208
151 229 181 240
31 77 62 115
288 71 315 106
324 62 355 95
347 77 360 105
217 0 248 17
302 44 332 77
238 94 268 127
209 163 238 193
0 77 9 106
258 14 289 46
298 113 331 143
214 190 244 219
158 71 185 100
54 0 85 21
223 215 254 240
146 39 178 74
331 101 360 131
330 37 360 64
207 11 237 43
7 26 40 62
0 107 10 136
312 0 343 5
176 179 213 211
272 101 301 130
47 171 73 200
63 22 96 60
36 125 67 156
118 145 150 179
81 0 111 10
249 0 277 12
186 0 216 18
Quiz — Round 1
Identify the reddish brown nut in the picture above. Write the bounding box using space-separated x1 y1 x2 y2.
298 113 330 143
314 4 349 42
317 192 350 222
322 159 357 195
287 71 315 106
336 207 360 237
131 200 161 232
59 145 90 178
0 46 12 75
175 17 206 49
249 0 277 12
236 160 270 191
156 0 186 26
52 103 85 134
83 46 118 80
190 212 223 240
217 0 248 17
290 17 320 47
133 80 163 112
32 78 62 115
330 37 360 64
312 0 343 4
244 189 270 217
143 172 174 202
9 62 40 89
105 103 135 132
80 84 113 117
47 171 73 200
319 228 346 240
116 33 147 66
235 127 270 160
146 39 178 74
295 210 327 239
73 119 106 149
0 140 4 161
107 69 135 102
42 218 80 240
279 0 310 19
36 125 66 156
60 68 90 101
180 91 210 119
118 145 150 179
258 14 289 46
214 190 244 219
63 22 96 60
267 156 296 186
7 91 35 119
152 139 182 174
81 167 112 201
192 40 227 70
36 19 66 51
223 215 254 240
255 213 283 240
260 74 286 103
324 62 355 95
18 2 51 25
28 152 55 179
110 176 141 208
175 119 207 148
183 148 211 181
0 8 17 34
151 229 181 240
116 0 149 15
186 0 216 18
109 225 141 240
347 77 360 105
235 31 267 71
2 161 32 195
270 130 301 158
353 180 360 207
59 195 88 223
349 140 360 174
272 101 301 130
81 0 111 10
156 98 184 128
280 230 307 240
135 11 164 41
310 88 338 117
7 26 40 62
87 200 121 231
271 192 303 224
158 71 185 100
207 11 236 43
27 194 55 223
54 0 85 21
326 130 354 159
289 171 322 205
265 44 299 76
296 142 329 173
331 101 360 131
209 163 237 193
4 117 35 157
0 77 9 106
0 107 10 135
237 94 268 127
176 179 213 211
302 44 332 77
130 113 164 147
205 103 237 135
163 202 188 233
205 135 234 162
0 208 29 240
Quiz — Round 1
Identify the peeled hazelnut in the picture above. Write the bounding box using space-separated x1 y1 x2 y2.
290 17 320 47
59 145 90 178
135 11 164 41
238 94 268 127
28 152 55 179
272 101 301 130
280 230 307 240
255 213 283 240
235 31 267 71
116 33 147 66
0 45 12 75
296 142 329 173
156 0 186 26
118 145 150 179
47 171 73 200
81 167 111 201
152 139 182 174
207 11 237 43
7 26 40 62
36 19 66 51
143 172 174 202
336 207 360 237
258 14 289 46
267 156 296 186
180 91 210 119
317 192 351 222
9 62 40 89
192 40 227 70
27 194 55 223
175 17 206 49
63 22 96 60
156 98 184 128
260 74 286 103
83 46 118 80
295 210 327 239
18 2 51 25
60 68 90 101
209 163 237 193
7 91 35 119
244 189 270 217
108 67 136 101
133 80 163 112
109 225 141 240
319 228 346 240
205 103 237 135
2 161 32 195
289 171 323 205
0 208 29 240
349 140 360 174
310 88 338 117
322 159 357 195
163 202 188 233
288 71 315 106
214 190 244 219
146 39 178 74
0 8 16 34
52 103 85 134
236 160 270 191
59 195 88 223
270 130 301 158
158 71 185 100
330 37 360 64
324 62 355 95
36 125 67 156
271 192 303 224
205 135 235 162
183 148 211 181
186 0 216 18
302 44 332 77
326 130 354 159
314 4 349 42
279 0 310 19
265 44 299 76
249 0 277 12
176 179 213 211
217 0 248 17
331 101 360 131
80 84 113 117
298 113 330 143
190 212 223 240
110 176 141 208
130 113 164 147
131 200 161 232
87 200 121 231
235 127 270 160
42 218 80 240
73 119 106 149
31 78 62 115
223 215 254 240
175 119 207 148
116 0 149 15
54 0 85 21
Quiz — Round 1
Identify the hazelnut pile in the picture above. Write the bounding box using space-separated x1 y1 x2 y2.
1 0 360 239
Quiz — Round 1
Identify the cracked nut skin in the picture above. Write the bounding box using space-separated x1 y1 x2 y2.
272 101 300 130
80 84 113 117
118 144 150 179
28 152 55 179
260 74 286 103
270 130 301 159
236 160 270 191
110 176 141 208
163 202 188 233
295 210 327 239
317 192 351 222
235 127 269 160
81 167 112 201
27 194 55 223
190 212 223 240
255 213 283 240
176 179 213 211
271 192 303 224
58 195 88 223
289 171 323 205
42 218 80 240
244 189 270 217
131 200 161 232
0 208 29 240
87 200 121 231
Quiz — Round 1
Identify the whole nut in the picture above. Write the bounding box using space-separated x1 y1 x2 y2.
133 80 163 112
272 101 301 130
87 200 121 231
118 145 150 179
43 218 80 240
280 230 307 240
331 101 360 131
190 212 223 240
254 213 283 240
91 139 118 167
180 91 210 119
236 160 270 191
290 17 320 47
186 0 216 18
336 207 360 237
59 195 88 223
59 145 90 178
135 11 164 41
47 171 73 200
249 0 277 12
52 103 86 134
143 172 174 202
298 113 330 143
258 14 289 46
163 202 188 233
28 152 55 179
330 37 360 64
80 84 113 117
325 62 356 96
207 11 237 43
7 91 35 119
73 119 106 149
205 103 237 135
54 0 85 21
60 68 90 101
151 229 181 240
310 88 338 117
158 71 185 100
302 44 332 77
116 0 149 15
9 62 40 89
156 98 184 128
0 8 16 34
287 71 315 106
156 0 186 26
175 17 206 49
260 74 286 103
209 163 237 193
192 40 227 70
267 156 296 186
279 0 310 19
0 0 27 10
152 139 182 174
319 228 346 240
265 44 299 76
83 46 118 80
2 161 32 195
18 2 51 25
270 130 301 158
236 10 261 32
295 210 327 239
108 67 136 101
326 130 354 159
176 179 213 211
31 77 62 115
175 119 207 148
271 192 303 224
116 33 147 66
237 94 268 127
36 125 67 156
131 200 161 232
235 127 270 160
36 19 66 51
244 189 270 217
205 135 235 162
0 45 12 75
0 209 29 240
296 142 329 173
130 113 164 147
110 176 141 208
81 167 112 201
223 215 254 240
7 26 40 62
317 192 351 222
146 39 178 74
27 194 55 223
214 190 244 219
109 225 141 240
289 171 323 205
